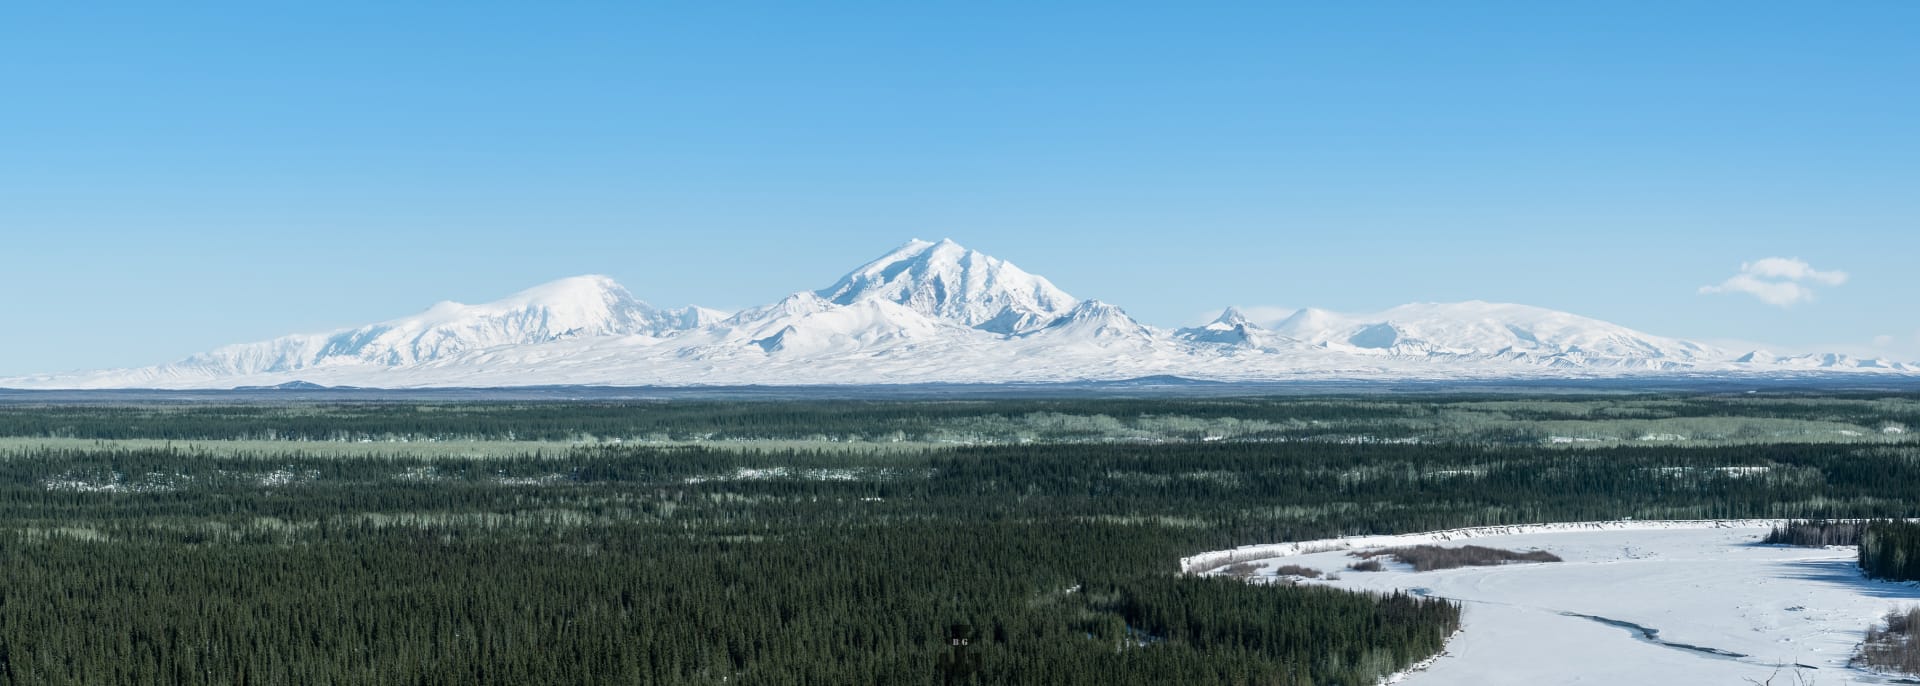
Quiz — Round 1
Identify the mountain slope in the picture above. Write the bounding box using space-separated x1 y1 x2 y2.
690 292 979 356
1035 300 1157 342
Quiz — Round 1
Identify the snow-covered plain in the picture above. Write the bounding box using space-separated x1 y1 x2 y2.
7 238 1917 389
1195 522 1920 685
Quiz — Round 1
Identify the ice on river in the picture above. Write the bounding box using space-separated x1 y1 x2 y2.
1206 523 1920 685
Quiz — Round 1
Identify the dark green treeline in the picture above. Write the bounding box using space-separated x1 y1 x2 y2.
1861 521 1920 581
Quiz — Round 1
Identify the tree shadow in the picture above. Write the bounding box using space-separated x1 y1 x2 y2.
1775 557 1920 600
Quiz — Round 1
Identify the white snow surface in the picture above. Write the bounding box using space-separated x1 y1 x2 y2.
7 239 1918 389
1193 521 1920 685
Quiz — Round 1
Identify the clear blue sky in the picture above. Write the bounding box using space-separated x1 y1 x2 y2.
4 2 1917 375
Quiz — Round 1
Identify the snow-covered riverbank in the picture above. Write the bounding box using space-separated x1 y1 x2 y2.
1196 521 1920 684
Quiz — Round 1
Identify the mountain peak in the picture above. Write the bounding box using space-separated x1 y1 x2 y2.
1040 300 1154 340
529 273 620 291
817 238 1078 334
396 274 664 338
771 291 834 315
1211 307 1254 328
468 274 636 317
1272 308 1339 339
1177 306 1267 347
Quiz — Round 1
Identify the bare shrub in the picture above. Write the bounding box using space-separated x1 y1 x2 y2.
1350 545 1561 572
1856 606 1920 676
1347 559 1385 572
1744 665 1817 685
1219 562 1261 578
1270 564 1322 579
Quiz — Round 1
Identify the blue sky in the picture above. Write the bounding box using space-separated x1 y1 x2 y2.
3 2 1916 375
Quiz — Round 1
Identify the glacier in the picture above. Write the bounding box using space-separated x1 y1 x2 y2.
5 239 1915 389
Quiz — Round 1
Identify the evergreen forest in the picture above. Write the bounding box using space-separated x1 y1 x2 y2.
0 395 1914 684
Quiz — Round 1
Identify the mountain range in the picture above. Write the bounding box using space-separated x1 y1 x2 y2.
7 238 1914 389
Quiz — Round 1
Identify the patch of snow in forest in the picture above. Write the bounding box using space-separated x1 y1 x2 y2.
1547 436 1607 444
42 471 185 493
495 473 569 486
682 466 921 484
255 469 319 487
1646 466 1771 478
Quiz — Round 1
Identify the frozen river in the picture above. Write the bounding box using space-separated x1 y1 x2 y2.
1195 522 1920 684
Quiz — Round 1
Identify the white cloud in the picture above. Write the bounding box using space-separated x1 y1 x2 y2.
1699 273 1815 306
1740 257 1849 285
1860 331 1920 363
1699 257 1848 307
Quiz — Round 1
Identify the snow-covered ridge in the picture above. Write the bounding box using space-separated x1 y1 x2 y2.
6 238 1917 389
9 275 730 387
1270 302 1719 369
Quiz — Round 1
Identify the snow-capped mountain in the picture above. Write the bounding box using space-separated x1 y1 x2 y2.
1733 351 1913 371
1267 302 1719 369
1038 300 1156 342
31 275 725 387
193 274 677 371
1176 307 1274 348
655 304 732 332
817 238 1077 334
6 239 1915 389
